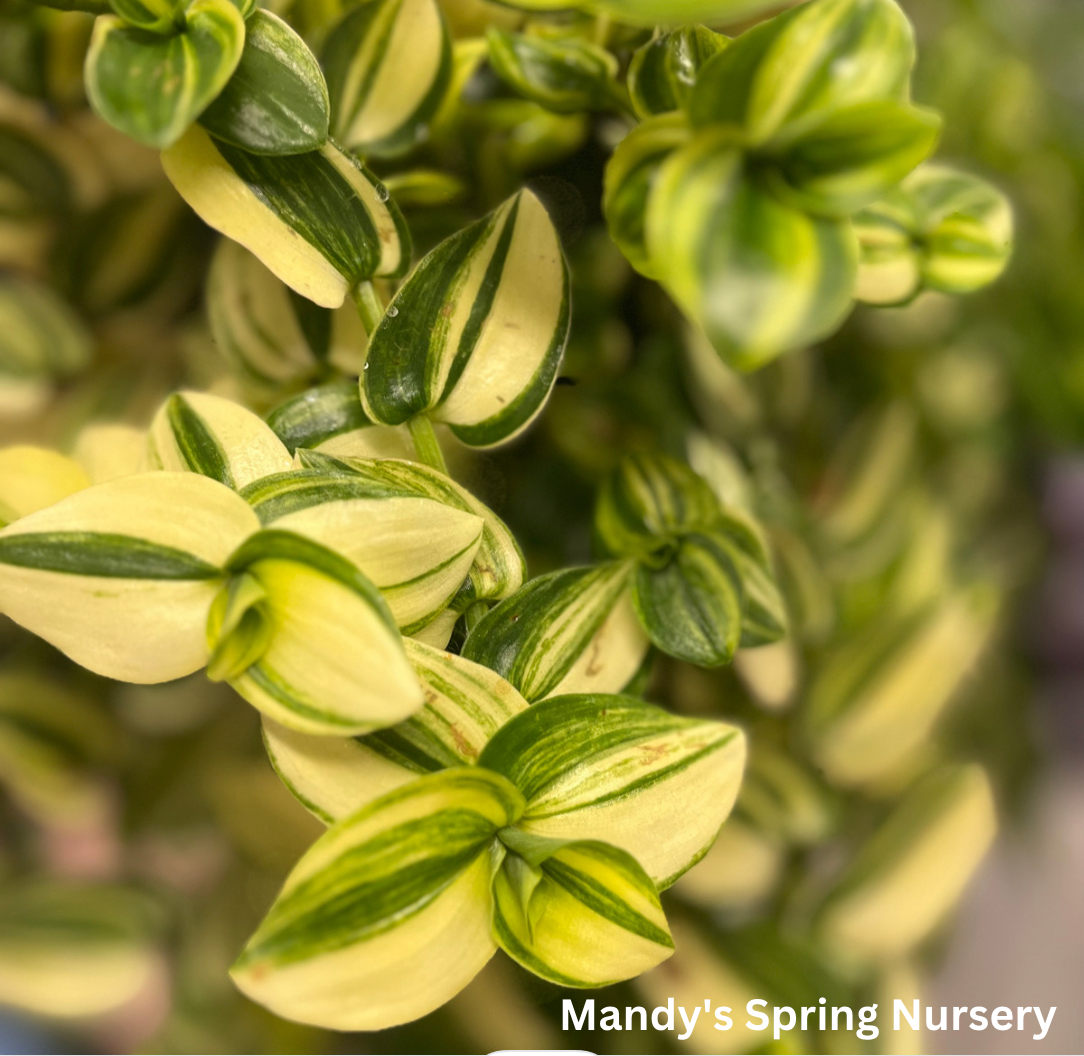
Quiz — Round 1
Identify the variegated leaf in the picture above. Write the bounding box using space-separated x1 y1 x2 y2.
232 769 522 1030
818 765 996 961
0 473 258 682
300 449 524 608
161 126 410 308
805 588 998 787
73 424 147 484
241 458 484 632
212 529 423 734
767 100 941 218
145 391 293 490
602 113 690 279
0 275 92 382
263 640 528 822
497 0 783 25
645 131 857 370
690 0 916 146
266 382 413 461
852 187 920 305
594 451 719 560
627 27 728 120
108 0 184 34
199 10 330 155
715 511 788 647
633 530 745 667
0 447 89 527
462 562 646 702
479 694 746 888
324 0 451 157
493 834 673 987
486 29 619 115
85 0 246 150
359 189 570 448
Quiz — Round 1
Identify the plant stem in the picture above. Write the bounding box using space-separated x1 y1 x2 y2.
408 414 448 474
351 280 385 335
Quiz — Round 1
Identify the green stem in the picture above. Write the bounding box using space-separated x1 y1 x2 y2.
464 600 489 635
408 414 448 474
351 280 386 336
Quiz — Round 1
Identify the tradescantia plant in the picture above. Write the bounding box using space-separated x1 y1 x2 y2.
0 0 1020 1041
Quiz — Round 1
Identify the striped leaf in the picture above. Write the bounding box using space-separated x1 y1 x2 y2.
109 0 183 34
493 835 673 987
265 382 414 461
198 10 329 155
498 0 783 25
299 449 524 608
594 452 720 560
0 275 92 381
214 529 423 734
818 765 996 961
480 694 745 888
627 27 728 120
85 0 246 150
715 511 788 647
805 588 998 787
633 530 745 667
602 113 690 279
486 29 619 115
690 0 915 146
161 126 410 308
462 562 647 702
359 189 570 447
855 164 1013 303
240 460 484 632
768 100 941 218
909 166 1013 293
232 768 522 1030
323 0 451 158
263 640 528 822
207 241 346 391
0 447 90 527
0 473 258 683
146 391 293 490
0 119 72 219
645 131 858 370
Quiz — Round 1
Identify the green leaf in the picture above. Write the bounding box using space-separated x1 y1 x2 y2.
85 0 246 150
497 0 782 25
646 130 858 371
360 189 570 447
602 113 690 279
232 768 522 1030
462 562 647 702
851 188 920 305
145 391 293 490
907 164 1013 295
263 640 528 822
817 765 996 961
714 511 788 648
323 0 452 158
109 0 182 34
690 0 916 145
627 27 728 120
266 382 371 453
198 10 329 155
0 473 258 683
768 100 941 217
492 836 673 987
480 694 745 887
633 530 744 667
0 276 92 381
594 452 720 561
486 28 620 115
216 529 424 734
161 127 410 307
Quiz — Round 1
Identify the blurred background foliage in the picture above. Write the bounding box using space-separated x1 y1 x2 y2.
0 0 1081 1052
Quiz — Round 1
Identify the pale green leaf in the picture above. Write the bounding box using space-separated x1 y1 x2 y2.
0 447 89 527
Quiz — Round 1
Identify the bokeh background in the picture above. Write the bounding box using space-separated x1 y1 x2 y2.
1 0 1083 1052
